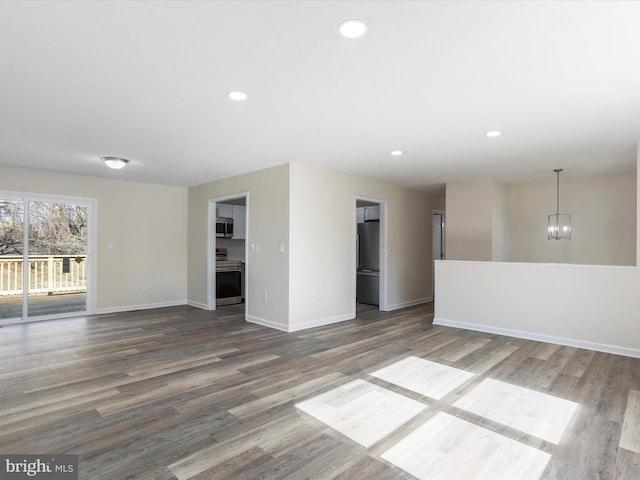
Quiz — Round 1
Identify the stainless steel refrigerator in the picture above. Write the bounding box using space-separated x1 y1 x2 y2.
357 221 380 305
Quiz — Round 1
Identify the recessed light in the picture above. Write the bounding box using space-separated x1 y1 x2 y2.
228 91 248 101
101 157 129 170
391 150 403 156
486 130 502 137
338 19 366 38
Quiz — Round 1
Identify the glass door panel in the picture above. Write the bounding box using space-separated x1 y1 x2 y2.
0 199 25 320
27 201 88 317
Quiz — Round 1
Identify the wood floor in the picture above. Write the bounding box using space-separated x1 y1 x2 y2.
1 303 639 479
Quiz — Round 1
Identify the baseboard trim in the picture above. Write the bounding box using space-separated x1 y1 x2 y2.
288 312 355 332
433 317 640 359
246 312 356 333
186 299 209 310
246 315 289 332
97 300 187 315
384 297 433 312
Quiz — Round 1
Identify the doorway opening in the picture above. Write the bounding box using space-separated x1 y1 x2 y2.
355 197 387 313
432 210 446 298
207 193 248 313
0 191 96 325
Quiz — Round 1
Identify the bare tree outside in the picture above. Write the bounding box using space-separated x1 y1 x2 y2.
1 199 88 319
0 200 24 255
28 202 88 255
0 201 87 255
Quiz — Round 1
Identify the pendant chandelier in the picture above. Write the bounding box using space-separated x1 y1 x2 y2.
548 169 571 240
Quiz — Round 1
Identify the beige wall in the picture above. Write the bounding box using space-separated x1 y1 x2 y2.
446 170 637 266
492 180 509 262
187 162 443 331
445 178 496 261
433 195 446 212
508 170 636 266
0 165 188 312
288 162 442 330
187 164 290 330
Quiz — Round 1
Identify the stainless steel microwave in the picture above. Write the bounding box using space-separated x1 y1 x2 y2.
216 217 234 238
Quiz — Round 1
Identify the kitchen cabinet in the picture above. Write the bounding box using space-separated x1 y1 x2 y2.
217 204 233 218
232 205 246 239
357 206 380 223
365 206 380 221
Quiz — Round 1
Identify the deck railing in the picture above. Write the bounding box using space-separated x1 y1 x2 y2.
0 255 87 296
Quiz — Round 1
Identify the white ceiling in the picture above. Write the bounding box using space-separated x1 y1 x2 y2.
1 1 639 193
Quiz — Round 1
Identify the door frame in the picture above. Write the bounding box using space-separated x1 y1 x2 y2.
0 190 97 325
207 192 249 311
354 196 388 311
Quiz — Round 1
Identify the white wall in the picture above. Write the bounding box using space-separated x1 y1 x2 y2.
435 260 640 356
0 165 188 312
288 162 442 331
435 150 640 357
187 164 290 330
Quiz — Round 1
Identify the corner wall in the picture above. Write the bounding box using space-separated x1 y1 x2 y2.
187 164 290 330
187 162 444 332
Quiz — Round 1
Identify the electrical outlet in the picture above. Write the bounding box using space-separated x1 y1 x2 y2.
147 281 153 289
263 291 268 301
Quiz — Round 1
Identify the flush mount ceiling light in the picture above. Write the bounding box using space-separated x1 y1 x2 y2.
227 91 248 101
101 157 129 170
390 150 403 156
548 169 571 240
486 130 502 137
338 19 367 38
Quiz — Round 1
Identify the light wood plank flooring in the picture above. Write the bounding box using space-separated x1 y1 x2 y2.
1 303 639 479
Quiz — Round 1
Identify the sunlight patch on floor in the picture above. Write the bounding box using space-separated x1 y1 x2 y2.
453 378 579 444
619 389 640 453
295 379 427 448
370 356 475 399
382 412 551 480
296 356 582 479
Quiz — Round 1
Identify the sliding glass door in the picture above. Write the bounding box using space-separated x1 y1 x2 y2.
0 193 95 323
